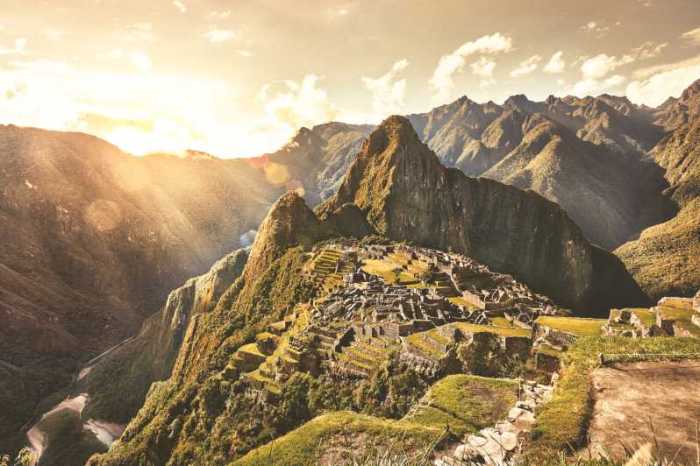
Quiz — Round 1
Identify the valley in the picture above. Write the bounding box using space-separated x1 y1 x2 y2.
2 81 700 465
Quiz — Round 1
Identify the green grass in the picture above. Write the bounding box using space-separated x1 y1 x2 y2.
405 322 530 360
448 296 480 310
232 411 442 466
532 336 700 453
490 316 519 328
238 343 265 358
405 375 518 437
361 253 430 287
535 316 605 337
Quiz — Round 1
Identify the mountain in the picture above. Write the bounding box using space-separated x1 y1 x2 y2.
87 118 651 466
481 112 674 249
616 93 700 299
296 94 671 250
260 122 373 205
317 116 648 312
653 79 700 131
0 125 280 454
5 81 700 461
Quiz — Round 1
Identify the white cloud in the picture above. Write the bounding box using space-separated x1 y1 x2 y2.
571 74 626 96
510 55 542 78
681 27 700 46
569 40 669 98
103 49 152 71
124 23 154 42
429 32 513 101
129 52 152 71
361 59 409 115
203 29 236 43
581 21 610 37
0 59 250 155
629 41 667 60
470 57 496 78
581 54 633 80
208 10 232 20
627 54 700 106
44 29 66 41
173 0 187 13
259 74 338 131
0 38 27 56
543 51 566 74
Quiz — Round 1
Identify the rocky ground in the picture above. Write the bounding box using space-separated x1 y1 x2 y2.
588 361 700 464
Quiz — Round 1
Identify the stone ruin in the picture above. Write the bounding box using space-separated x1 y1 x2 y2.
362 243 563 328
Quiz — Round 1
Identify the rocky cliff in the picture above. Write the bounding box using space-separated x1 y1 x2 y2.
318 116 649 312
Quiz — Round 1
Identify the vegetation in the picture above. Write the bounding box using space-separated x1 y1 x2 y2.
405 375 517 437
232 411 442 466
535 316 606 337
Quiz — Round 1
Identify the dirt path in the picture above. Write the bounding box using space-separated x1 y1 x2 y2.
588 361 700 464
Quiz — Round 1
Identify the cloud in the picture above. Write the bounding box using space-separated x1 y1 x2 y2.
44 29 66 41
569 40 669 98
510 55 542 77
581 21 610 37
681 27 700 46
544 51 566 74
124 23 154 42
203 29 236 43
103 49 152 71
627 54 700 106
259 74 338 131
361 59 409 115
629 41 667 60
579 41 666 81
470 57 496 78
0 58 291 156
572 75 627 96
173 0 186 13
429 32 513 101
581 54 633 79
0 38 27 56
207 10 232 20
129 52 152 71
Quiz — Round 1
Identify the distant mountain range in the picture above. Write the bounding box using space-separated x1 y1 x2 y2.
1 79 700 461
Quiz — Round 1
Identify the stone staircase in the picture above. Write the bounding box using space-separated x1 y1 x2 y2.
307 248 355 295
334 335 396 377
434 381 554 466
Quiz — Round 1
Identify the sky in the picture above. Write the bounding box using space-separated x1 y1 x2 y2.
1 0 700 157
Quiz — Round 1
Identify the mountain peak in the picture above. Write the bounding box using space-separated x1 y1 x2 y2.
246 191 322 279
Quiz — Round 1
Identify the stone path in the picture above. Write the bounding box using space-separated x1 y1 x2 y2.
434 380 554 466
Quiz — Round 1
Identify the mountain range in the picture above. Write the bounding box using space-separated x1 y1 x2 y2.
1 79 700 463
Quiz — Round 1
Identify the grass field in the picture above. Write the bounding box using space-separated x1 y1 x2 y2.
232 411 442 466
405 374 518 437
535 316 605 337
234 375 519 465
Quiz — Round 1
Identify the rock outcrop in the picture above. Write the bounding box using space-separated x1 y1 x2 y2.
318 116 649 313
79 249 249 424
